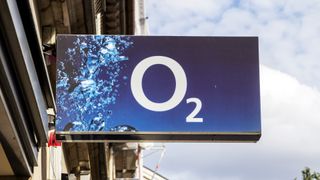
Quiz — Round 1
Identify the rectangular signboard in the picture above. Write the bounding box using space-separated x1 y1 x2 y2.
56 35 261 142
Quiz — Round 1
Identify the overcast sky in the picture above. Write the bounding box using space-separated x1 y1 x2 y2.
144 0 320 179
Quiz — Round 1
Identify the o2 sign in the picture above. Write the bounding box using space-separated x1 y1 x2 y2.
56 35 261 142
130 56 203 123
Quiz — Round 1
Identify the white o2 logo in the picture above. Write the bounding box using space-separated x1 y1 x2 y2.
131 56 187 112
131 56 203 123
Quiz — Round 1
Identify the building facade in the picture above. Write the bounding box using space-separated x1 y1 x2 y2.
0 0 161 179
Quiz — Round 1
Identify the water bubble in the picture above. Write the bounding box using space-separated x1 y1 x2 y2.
89 113 105 131
107 110 112 115
80 79 96 92
110 125 137 132
100 48 108 54
70 121 87 131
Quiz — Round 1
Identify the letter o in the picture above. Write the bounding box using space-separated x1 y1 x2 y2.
130 56 187 112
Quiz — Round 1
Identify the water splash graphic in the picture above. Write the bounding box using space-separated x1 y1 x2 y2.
57 35 133 131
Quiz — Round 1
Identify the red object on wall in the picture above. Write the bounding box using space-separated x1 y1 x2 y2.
48 131 62 147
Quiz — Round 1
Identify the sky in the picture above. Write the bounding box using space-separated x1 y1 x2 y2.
143 0 320 179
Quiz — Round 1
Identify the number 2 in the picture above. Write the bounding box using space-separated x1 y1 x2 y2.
186 98 203 123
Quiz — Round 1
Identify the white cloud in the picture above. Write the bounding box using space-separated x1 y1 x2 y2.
146 0 234 35
145 0 320 179
146 0 320 88
260 66 320 154
144 65 320 180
